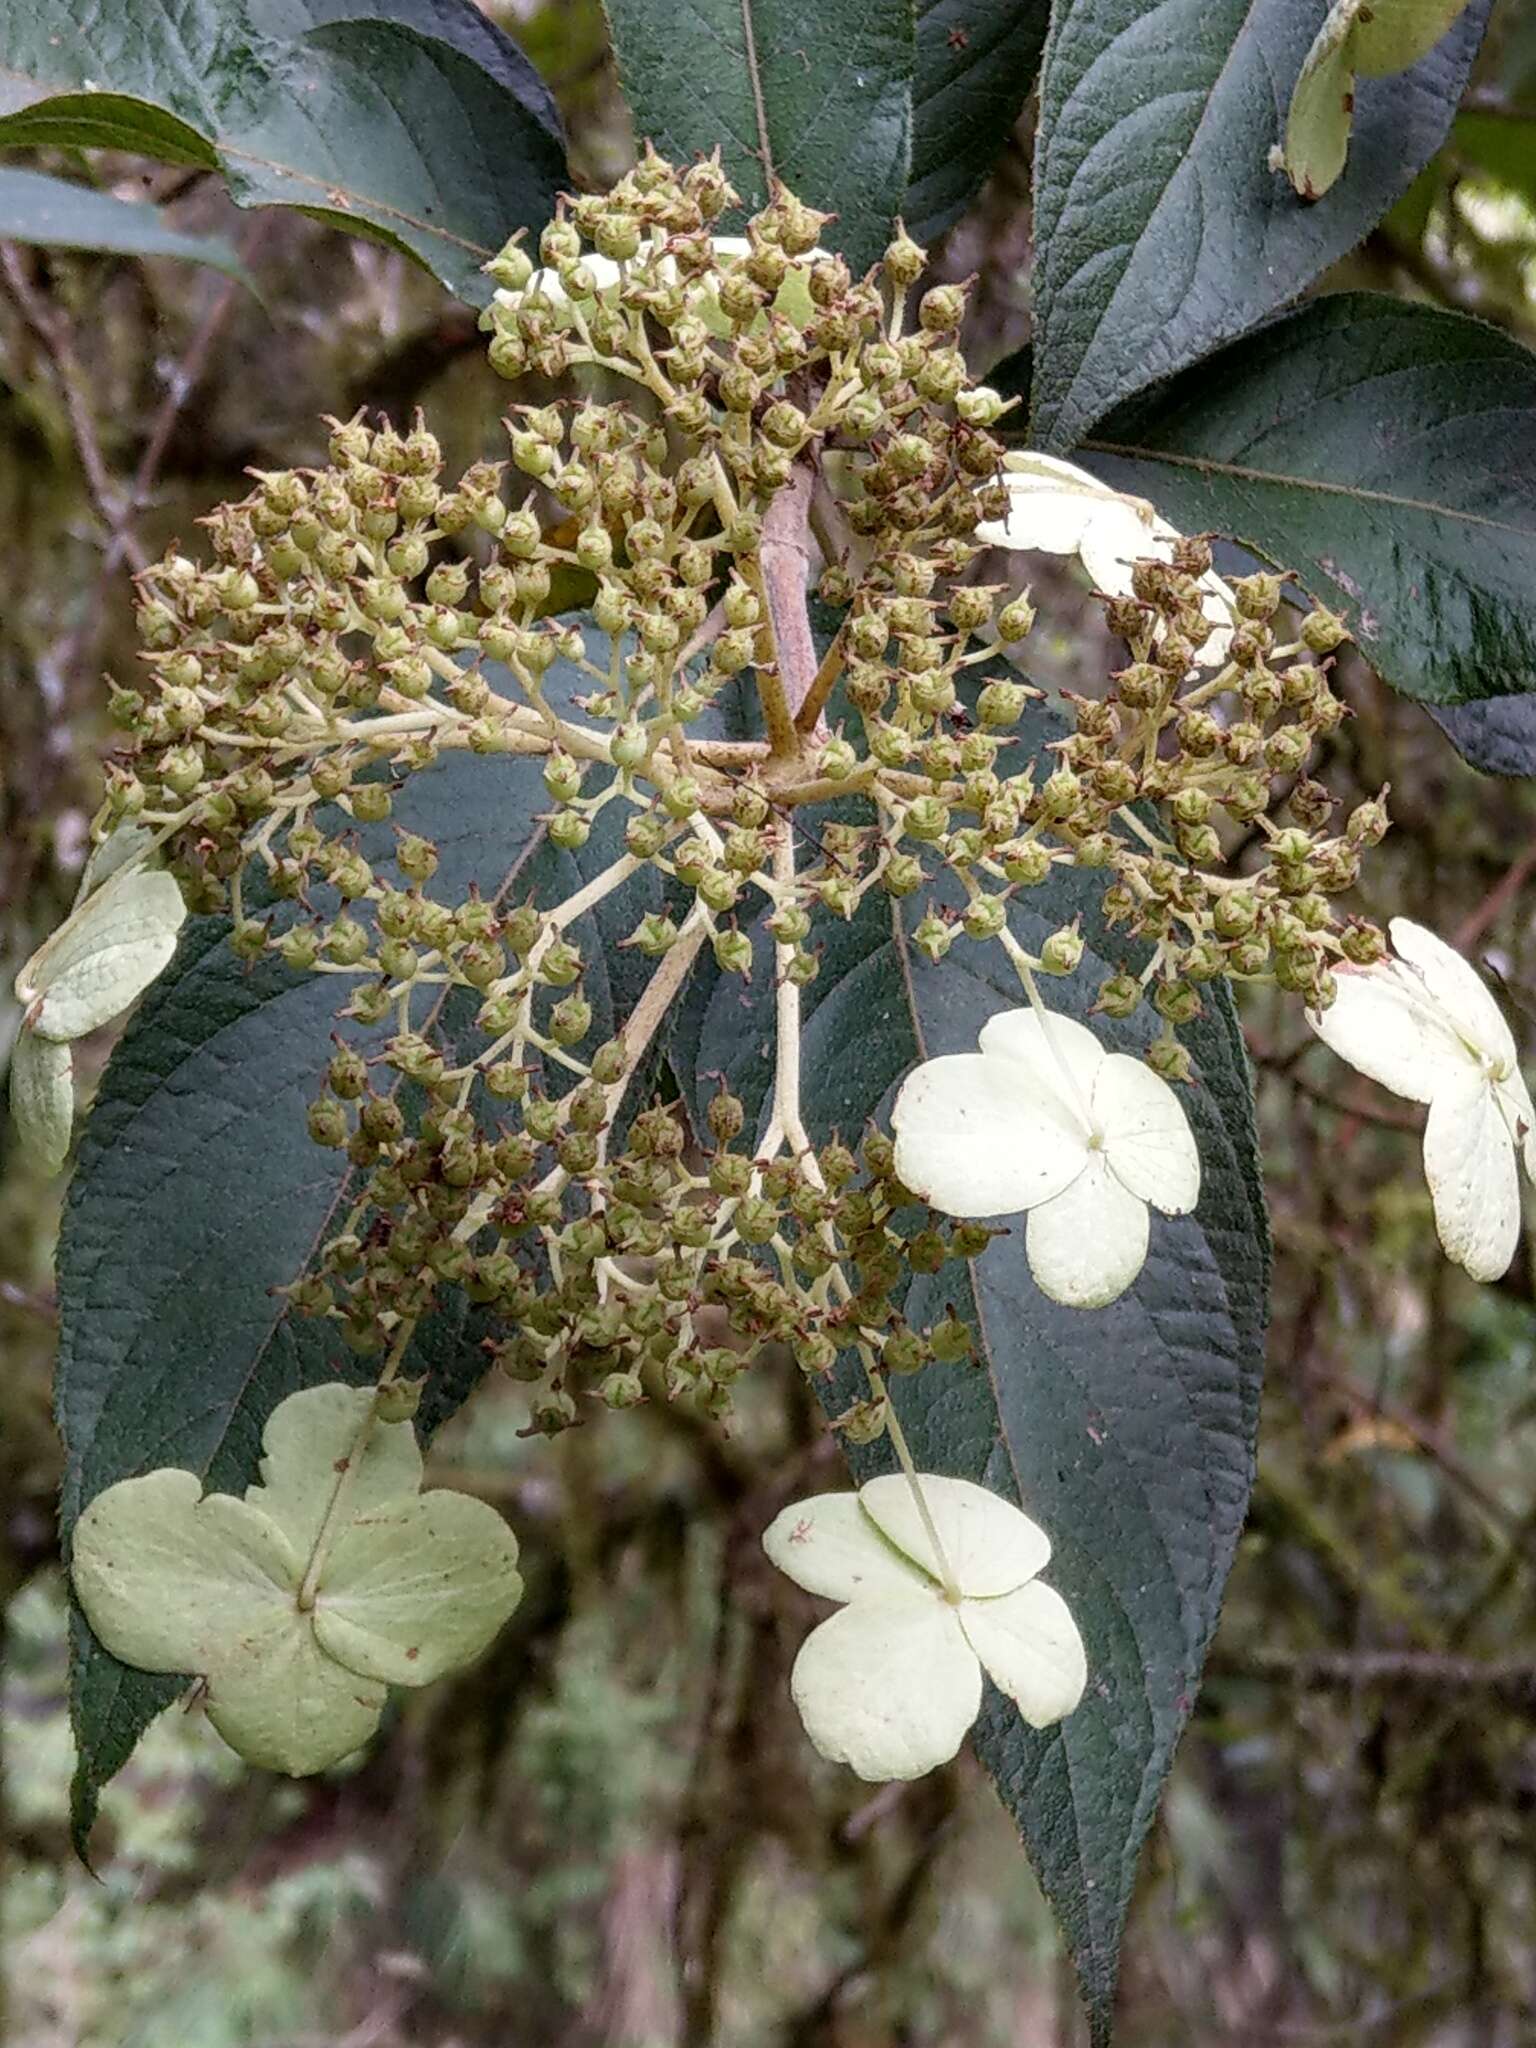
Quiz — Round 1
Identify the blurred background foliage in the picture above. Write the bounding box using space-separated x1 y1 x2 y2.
4 2 1536 2042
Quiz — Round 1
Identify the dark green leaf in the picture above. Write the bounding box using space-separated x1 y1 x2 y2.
59 721 657 1843
0 165 253 282
601 0 915 274
0 0 565 305
907 0 1049 244
1077 293 1536 711
1427 696 1536 776
669 706 1268 2039
1028 0 1490 451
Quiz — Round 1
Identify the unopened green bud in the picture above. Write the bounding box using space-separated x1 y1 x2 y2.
1040 925 1084 975
307 1098 349 1148
1146 1038 1193 1084
996 593 1035 642
549 809 591 851
713 928 755 977
1097 972 1143 1018
911 913 954 963
1301 607 1349 653
1346 795 1390 846
928 1314 973 1364
977 679 1028 728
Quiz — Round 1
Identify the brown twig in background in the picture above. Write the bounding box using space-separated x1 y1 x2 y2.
0 242 148 571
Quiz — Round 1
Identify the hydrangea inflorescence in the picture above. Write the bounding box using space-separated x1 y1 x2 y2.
41 146 1502 1778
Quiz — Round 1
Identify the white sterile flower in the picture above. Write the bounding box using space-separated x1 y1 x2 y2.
978 452 1236 661
9 859 186 1173
1308 917 1536 1282
762 1474 1086 1781
891 1007 1201 1308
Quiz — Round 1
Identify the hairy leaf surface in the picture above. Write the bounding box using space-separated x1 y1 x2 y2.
0 0 565 304
602 0 914 274
1028 0 1489 449
907 0 1050 243
1075 295 1536 712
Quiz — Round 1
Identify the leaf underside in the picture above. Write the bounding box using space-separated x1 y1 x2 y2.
0 165 253 282
1074 294 1536 721
0 0 566 304
1027 0 1491 451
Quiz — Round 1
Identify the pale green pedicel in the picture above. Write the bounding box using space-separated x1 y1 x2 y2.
71 1385 524 1775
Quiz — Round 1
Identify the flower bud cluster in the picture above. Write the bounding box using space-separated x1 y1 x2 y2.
87 148 1392 1410
297 1042 990 1431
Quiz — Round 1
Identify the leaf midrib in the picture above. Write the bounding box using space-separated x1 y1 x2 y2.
1083 436 1536 539
0 56 498 258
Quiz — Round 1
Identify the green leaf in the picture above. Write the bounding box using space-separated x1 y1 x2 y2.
601 0 916 274
1076 293 1536 711
1426 697 1536 776
668 707 1268 2039
906 0 1050 244
58 715 658 1842
1028 0 1490 451
0 0 566 305
0 165 254 282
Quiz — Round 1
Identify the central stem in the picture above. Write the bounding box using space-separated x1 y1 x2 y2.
882 1386 962 1600
1001 933 1101 1138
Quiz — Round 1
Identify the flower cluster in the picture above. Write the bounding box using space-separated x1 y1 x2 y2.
37 148 1528 1788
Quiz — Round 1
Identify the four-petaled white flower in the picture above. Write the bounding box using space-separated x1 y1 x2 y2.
762 1474 1086 1781
1308 917 1535 1282
977 452 1236 662
891 1007 1201 1308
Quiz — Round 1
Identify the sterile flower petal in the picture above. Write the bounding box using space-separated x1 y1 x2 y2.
1026 1154 1150 1307
978 1005 1105 1097
892 1052 1089 1217
762 1490 931 1601
72 1470 301 1676
859 1474 1051 1598
1496 1068 1536 1183
1308 960 1472 1105
789 1594 981 1781
9 1030 72 1176
314 1492 523 1687
976 482 1101 556
246 1384 423 1555
1094 1053 1201 1214
1423 1073 1522 1283
27 869 186 1042
1077 500 1161 596
205 1619 386 1777
1389 917 1519 1071
960 1581 1088 1727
